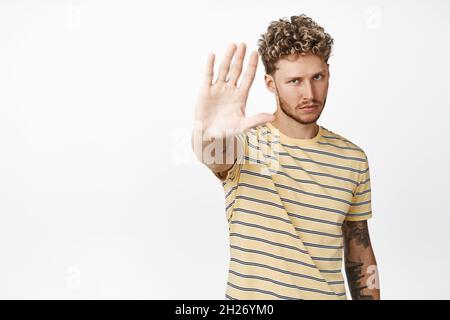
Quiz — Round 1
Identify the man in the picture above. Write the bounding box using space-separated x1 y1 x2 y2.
192 14 380 300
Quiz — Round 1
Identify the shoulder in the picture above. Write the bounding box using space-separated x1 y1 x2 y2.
247 124 271 137
239 123 272 145
320 126 368 160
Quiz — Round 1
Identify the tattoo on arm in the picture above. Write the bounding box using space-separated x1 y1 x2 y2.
343 220 377 300
345 258 374 300
343 220 371 248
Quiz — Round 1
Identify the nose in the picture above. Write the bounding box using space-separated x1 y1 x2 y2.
302 80 314 101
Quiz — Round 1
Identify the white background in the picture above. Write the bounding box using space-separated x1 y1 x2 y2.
1 0 449 299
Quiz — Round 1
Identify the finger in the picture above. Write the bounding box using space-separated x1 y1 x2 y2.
240 113 276 131
239 51 259 93
203 53 215 86
216 43 237 83
227 42 246 86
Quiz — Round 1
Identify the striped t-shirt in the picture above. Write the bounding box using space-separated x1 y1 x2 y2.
213 122 372 300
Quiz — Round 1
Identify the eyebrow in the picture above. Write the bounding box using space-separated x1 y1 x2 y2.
284 70 326 80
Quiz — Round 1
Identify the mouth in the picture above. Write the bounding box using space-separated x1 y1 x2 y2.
298 104 319 112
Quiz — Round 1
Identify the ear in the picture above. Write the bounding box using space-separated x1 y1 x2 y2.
264 74 276 94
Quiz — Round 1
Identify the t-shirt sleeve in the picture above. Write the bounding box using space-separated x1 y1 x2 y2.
212 132 247 183
345 152 373 221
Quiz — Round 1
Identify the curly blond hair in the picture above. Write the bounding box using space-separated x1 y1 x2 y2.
257 14 334 75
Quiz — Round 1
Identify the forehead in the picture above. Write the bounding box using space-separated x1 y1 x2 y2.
275 53 327 77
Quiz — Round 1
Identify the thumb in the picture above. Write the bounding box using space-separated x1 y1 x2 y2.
241 113 276 131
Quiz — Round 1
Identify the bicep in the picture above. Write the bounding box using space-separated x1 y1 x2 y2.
342 220 373 258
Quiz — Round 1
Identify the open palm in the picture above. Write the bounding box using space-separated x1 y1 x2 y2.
194 43 275 140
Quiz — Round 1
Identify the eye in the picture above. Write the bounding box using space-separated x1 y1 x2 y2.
313 74 323 80
289 79 299 84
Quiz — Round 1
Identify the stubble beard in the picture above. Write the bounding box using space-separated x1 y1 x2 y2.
275 83 326 125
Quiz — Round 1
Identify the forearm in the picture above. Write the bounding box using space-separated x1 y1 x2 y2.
191 130 238 173
343 220 380 300
344 245 380 300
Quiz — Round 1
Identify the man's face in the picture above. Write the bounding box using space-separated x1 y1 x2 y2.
265 53 330 125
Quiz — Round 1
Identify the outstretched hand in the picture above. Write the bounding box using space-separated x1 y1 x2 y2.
194 42 275 140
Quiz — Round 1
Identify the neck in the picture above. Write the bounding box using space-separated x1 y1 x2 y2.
271 110 319 140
